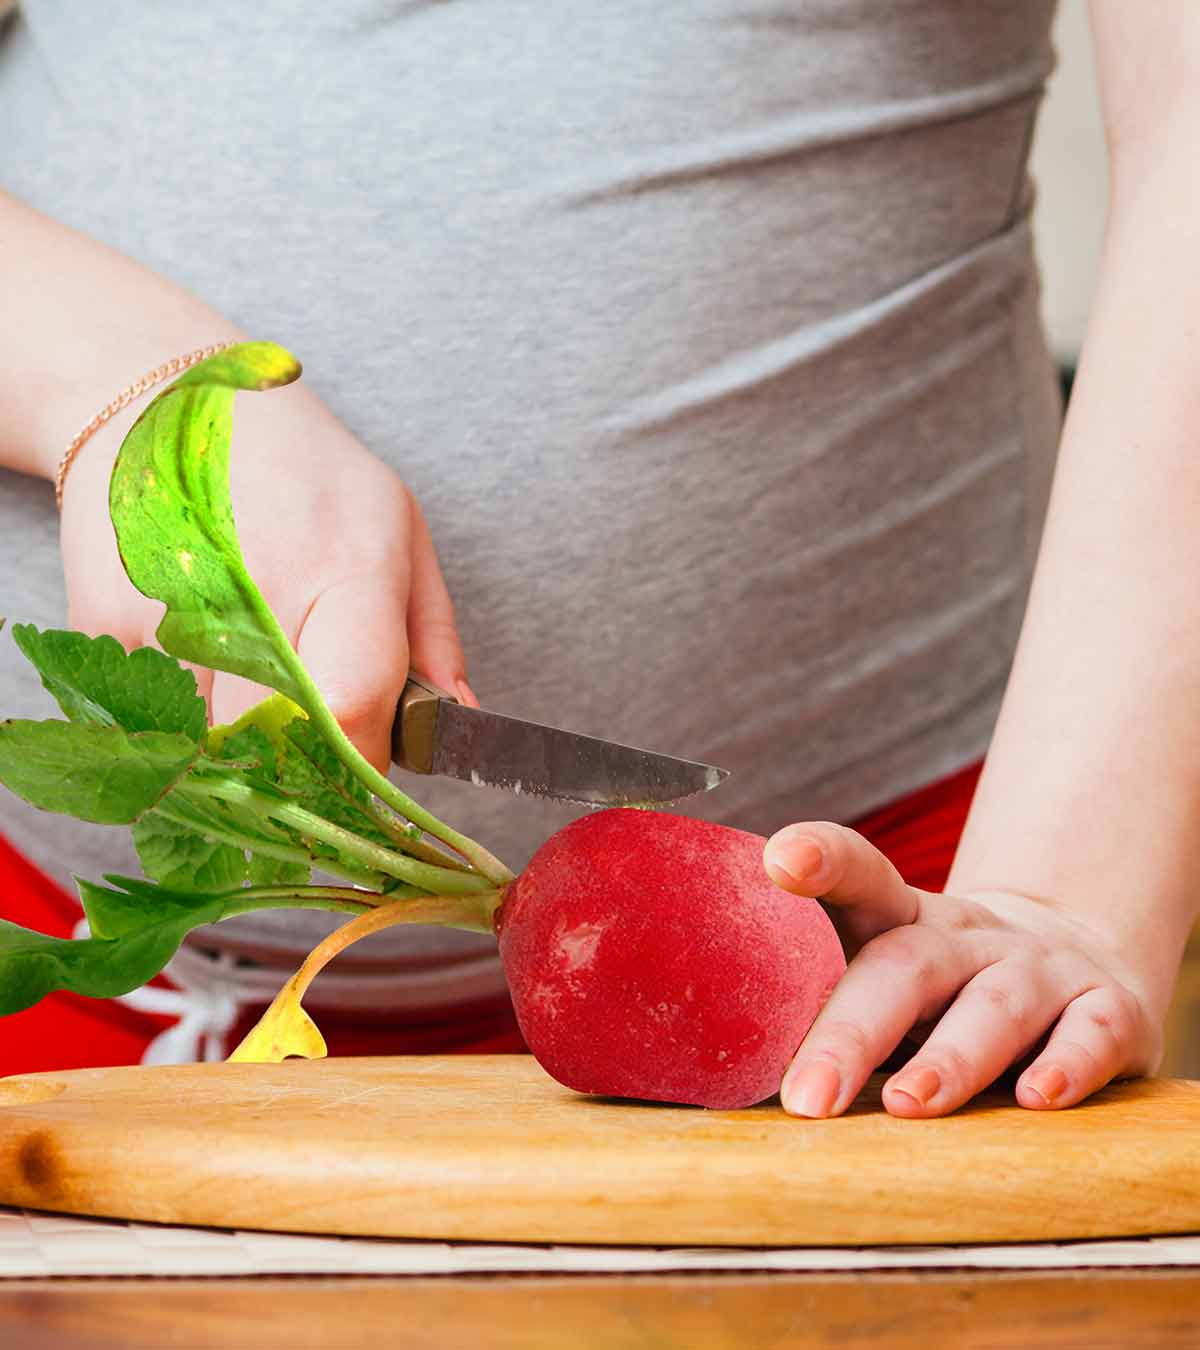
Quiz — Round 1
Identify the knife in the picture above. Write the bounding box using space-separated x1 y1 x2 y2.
391 675 728 807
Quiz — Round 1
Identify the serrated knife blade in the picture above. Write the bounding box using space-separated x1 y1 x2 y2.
391 675 728 806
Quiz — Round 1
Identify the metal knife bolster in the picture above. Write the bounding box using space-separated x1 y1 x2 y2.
391 674 446 775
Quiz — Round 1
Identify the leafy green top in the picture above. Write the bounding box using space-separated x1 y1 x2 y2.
0 342 509 1053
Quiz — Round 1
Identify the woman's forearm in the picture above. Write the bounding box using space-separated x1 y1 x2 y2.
948 8 1200 1013
0 189 242 481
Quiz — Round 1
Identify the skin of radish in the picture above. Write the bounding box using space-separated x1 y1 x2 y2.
495 809 847 1110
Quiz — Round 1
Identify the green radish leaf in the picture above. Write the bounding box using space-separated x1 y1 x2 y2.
169 758 313 888
10 625 206 739
0 920 194 1015
0 874 370 1016
281 718 409 851
213 717 394 872
210 725 327 857
247 850 311 889
134 720 316 892
160 791 312 889
130 711 355 893
108 341 304 700
77 874 226 942
0 720 198 824
160 788 300 856
0 881 229 1015
131 810 251 894
214 723 287 780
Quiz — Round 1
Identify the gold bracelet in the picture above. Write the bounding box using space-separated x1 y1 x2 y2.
54 340 237 510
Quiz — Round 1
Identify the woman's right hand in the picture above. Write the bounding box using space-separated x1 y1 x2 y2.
59 378 476 771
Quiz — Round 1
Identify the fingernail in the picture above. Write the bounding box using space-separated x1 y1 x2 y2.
783 1060 840 1117
1023 1065 1068 1107
889 1065 940 1107
455 679 478 708
765 834 824 890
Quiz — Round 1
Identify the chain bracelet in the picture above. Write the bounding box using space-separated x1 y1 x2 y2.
54 340 238 509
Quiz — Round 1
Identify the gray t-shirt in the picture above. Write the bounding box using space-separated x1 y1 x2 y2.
0 1 1061 1012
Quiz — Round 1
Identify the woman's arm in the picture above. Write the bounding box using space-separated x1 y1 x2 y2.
0 190 477 765
945 0 1200 1056
764 0 1200 1117
0 189 243 481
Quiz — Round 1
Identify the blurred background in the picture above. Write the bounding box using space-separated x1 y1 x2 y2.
1032 2 1199 1076
1031 0 1105 374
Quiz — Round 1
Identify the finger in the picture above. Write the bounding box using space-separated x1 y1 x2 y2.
296 574 410 772
763 822 920 949
881 958 1061 1118
1015 984 1152 1111
781 923 969 1118
182 662 216 718
209 672 275 728
405 497 471 703
69 588 153 649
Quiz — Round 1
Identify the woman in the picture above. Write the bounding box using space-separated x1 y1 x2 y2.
0 1 1191 1117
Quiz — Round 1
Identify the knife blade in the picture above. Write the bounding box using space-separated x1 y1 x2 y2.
391 675 728 806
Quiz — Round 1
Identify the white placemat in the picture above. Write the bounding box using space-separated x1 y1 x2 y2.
0 1208 1198 1278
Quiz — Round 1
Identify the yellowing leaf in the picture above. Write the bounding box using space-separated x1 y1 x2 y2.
227 975 328 1064
206 691 307 760
109 342 305 701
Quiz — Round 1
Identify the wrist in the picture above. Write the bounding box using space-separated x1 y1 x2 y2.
56 403 139 515
52 339 240 505
0 192 246 483
12 333 244 487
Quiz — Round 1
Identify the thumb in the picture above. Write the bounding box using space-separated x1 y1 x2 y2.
763 821 919 948
296 575 409 773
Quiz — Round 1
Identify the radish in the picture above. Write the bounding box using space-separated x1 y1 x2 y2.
215 804 846 1108
496 809 846 1109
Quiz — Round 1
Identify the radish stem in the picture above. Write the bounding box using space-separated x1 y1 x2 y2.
179 777 494 896
228 889 503 1063
154 798 397 892
279 647 514 885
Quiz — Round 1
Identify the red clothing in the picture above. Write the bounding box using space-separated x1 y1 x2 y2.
0 761 981 1076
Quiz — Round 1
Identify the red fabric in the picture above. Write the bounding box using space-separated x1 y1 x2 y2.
0 760 982 1075
0 833 180 1074
845 760 983 895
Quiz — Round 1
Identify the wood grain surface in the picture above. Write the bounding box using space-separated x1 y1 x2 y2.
2 1272 1199 1350
0 1055 1198 1247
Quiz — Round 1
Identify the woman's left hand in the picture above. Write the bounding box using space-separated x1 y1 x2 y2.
763 822 1166 1118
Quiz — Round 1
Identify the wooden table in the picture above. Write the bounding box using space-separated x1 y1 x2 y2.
1 1269 1198 1349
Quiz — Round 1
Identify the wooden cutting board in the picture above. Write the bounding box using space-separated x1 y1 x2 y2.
1 1056 1197 1247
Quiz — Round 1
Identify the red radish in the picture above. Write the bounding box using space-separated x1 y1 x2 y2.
495 809 846 1109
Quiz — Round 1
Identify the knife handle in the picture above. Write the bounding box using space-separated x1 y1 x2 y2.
390 674 455 774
